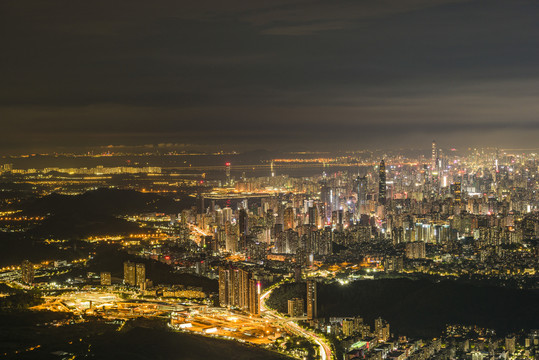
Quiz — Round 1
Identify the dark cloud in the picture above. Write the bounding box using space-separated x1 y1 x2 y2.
0 0 538 153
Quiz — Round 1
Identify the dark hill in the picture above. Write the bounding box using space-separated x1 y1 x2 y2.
20 188 195 239
20 188 188 217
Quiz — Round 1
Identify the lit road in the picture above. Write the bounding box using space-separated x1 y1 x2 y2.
260 286 333 360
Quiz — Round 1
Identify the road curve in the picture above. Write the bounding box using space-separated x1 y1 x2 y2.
260 286 333 360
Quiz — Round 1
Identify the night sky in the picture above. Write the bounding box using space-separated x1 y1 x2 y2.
1 0 539 153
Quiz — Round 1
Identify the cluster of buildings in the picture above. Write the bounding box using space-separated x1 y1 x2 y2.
218 265 261 315
439 326 539 360
314 317 539 360
165 144 538 284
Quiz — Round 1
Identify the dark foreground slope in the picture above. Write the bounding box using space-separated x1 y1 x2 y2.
1 315 290 360
89 326 290 360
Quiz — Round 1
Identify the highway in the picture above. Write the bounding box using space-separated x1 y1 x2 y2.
260 286 333 360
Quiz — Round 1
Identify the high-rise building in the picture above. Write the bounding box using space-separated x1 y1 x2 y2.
379 159 386 205
432 140 437 170
100 272 111 286
306 280 317 319
355 176 367 222
136 263 146 288
284 207 295 230
240 268 251 310
308 206 317 227
124 261 137 286
288 298 304 317
249 278 260 316
225 162 231 184
218 266 230 306
452 182 462 203
229 267 240 307
21 260 34 284
239 209 249 236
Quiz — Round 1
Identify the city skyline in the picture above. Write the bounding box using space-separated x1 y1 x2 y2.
1 141 538 359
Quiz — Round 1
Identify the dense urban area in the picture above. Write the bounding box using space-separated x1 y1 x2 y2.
0 144 538 360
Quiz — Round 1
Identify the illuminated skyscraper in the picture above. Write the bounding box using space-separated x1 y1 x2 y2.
249 278 260 316
21 260 34 285
225 162 231 184
308 206 318 227
283 207 295 230
239 268 250 310
453 182 461 203
135 263 146 288
432 140 437 170
379 159 386 205
355 176 367 221
239 208 249 236
218 266 230 306
306 280 317 319
123 261 136 286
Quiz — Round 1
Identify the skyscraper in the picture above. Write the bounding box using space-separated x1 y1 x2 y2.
379 159 386 205
218 266 230 306
432 140 437 170
452 182 461 203
283 207 295 230
135 263 146 288
123 261 136 286
240 268 251 310
249 278 260 316
21 260 34 285
225 162 231 184
239 208 249 236
306 280 317 319
355 176 367 222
